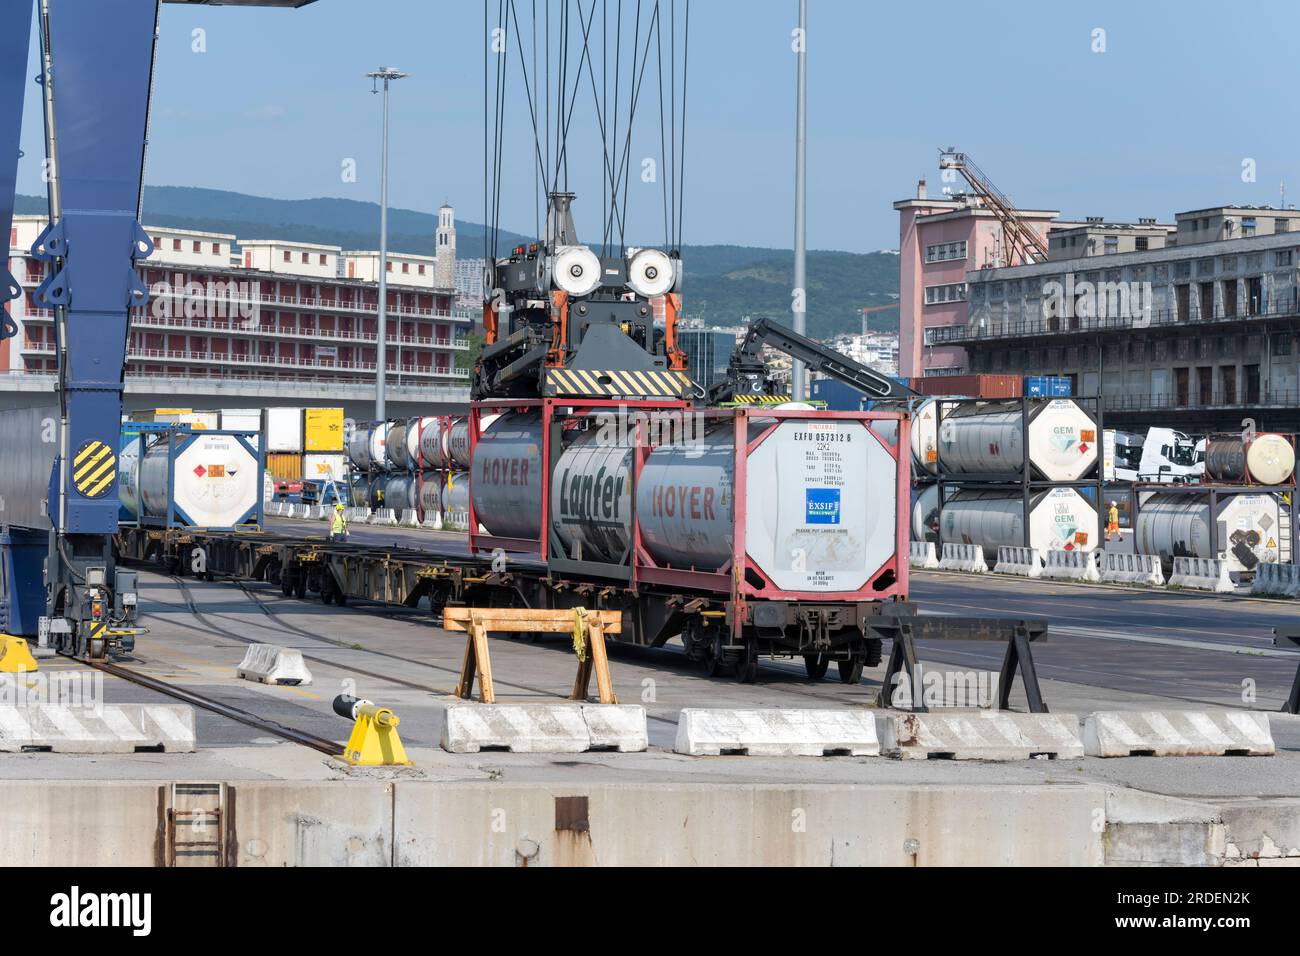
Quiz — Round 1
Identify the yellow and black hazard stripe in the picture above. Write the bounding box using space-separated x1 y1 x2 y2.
545 367 692 399
72 439 116 499
87 620 107 646
724 395 829 408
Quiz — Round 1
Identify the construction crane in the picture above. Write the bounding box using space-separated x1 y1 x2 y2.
0 0 317 661
938 148 1049 266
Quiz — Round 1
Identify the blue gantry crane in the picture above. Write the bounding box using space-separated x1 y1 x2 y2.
0 0 316 661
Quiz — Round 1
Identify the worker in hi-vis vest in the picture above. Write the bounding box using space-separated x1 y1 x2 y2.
1106 500 1122 543
330 502 348 542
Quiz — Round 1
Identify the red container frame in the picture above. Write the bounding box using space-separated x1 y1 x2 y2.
467 399 910 604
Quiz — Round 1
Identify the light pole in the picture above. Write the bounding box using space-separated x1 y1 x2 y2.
368 66 408 421
791 0 808 401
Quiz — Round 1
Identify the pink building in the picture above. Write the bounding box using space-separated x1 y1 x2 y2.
894 182 1057 378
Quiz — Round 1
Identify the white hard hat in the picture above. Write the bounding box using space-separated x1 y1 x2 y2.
1110 500 1117 505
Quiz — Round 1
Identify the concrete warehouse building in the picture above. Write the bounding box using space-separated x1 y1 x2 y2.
2 205 473 416
898 189 1300 432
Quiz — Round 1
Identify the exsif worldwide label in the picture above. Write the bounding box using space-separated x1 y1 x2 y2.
804 487 841 525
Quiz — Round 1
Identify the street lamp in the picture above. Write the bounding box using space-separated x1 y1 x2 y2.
367 66 408 421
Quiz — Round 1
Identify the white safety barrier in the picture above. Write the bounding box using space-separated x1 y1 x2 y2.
880 711 1083 761
1169 556 1234 593
1099 551 1165 587
350 507 371 524
422 512 444 531
295 504 312 519
369 508 398 526
1041 549 1100 583
0 704 196 754
400 508 420 528
938 543 988 574
236 644 314 686
673 708 881 757
908 541 940 570
994 546 1043 578
440 702 648 754
1252 562 1300 599
1082 710 1274 757
313 505 330 521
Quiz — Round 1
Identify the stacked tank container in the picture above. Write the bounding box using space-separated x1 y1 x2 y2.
345 414 495 526
898 395 1105 563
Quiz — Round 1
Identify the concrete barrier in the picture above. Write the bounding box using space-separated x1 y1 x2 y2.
422 512 444 531
1082 710 1275 757
1170 556 1234 593
399 508 420 528
1041 549 1100 583
673 708 881 757
1252 562 1300 598
369 508 398 526
880 711 1083 760
1099 551 1165 587
0 704 196 753
994 546 1043 578
938 543 988 574
908 541 940 570
236 644 313 686
440 702 647 754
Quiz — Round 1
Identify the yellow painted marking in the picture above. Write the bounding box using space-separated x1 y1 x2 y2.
79 456 115 487
83 470 116 498
74 441 105 466
73 448 110 481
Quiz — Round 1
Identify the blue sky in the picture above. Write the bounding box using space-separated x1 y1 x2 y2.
15 0 1300 253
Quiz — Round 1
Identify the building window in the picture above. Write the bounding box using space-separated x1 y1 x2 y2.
192 241 201 253
301 252 309 264
924 240 967 263
923 282 967 305
418 264 426 275
1275 250 1293 267
1135 237 1148 251
1276 219 1290 233
1197 258 1216 276
1103 235 1118 253
212 243 222 255
1278 333 1292 356
1242 217 1257 236
319 254 327 266
283 250 291 262
402 263 409 274
172 239 181 251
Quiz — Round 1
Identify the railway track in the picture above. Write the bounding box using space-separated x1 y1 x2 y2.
88 659 342 756
146 572 892 718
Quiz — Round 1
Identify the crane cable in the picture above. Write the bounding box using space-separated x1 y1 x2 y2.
483 0 690 262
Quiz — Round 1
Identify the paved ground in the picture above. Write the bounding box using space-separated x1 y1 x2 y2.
6 536 1297 802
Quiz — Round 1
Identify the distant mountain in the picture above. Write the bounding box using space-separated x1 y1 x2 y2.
14 186 899 338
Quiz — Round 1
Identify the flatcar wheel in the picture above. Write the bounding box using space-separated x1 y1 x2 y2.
838 657 865 685
733 646 759 684
702 641 724 678
803 654 829 681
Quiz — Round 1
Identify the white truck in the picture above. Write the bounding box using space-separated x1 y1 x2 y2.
1105 427 1205 483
